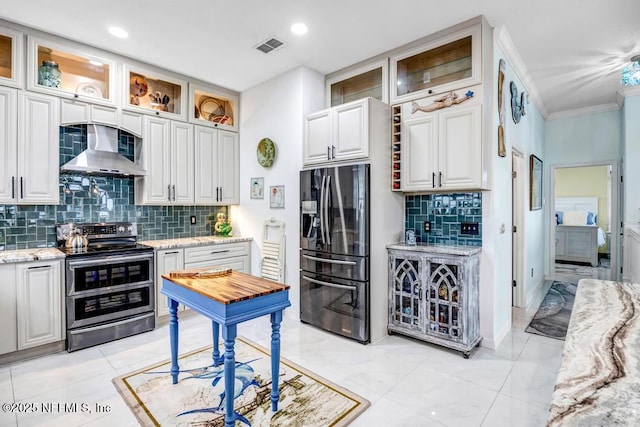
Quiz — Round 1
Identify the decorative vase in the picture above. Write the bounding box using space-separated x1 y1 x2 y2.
38 60 61 88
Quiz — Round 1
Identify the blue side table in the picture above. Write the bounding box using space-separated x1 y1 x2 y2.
161 270 290 427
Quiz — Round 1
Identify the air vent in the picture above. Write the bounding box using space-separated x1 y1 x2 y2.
256 37 284 54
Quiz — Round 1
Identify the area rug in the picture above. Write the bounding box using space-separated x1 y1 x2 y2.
112 336 369 426
554 263 597 278
525 281 577 340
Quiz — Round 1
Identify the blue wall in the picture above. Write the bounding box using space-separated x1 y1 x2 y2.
0 125 226 250
405 192 482 246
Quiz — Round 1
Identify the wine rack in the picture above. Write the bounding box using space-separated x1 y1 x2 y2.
391 104 402 191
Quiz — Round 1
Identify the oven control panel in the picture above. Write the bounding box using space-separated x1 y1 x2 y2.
56 222 138 241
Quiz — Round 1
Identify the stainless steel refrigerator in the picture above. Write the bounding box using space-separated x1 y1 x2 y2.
300 164 370 343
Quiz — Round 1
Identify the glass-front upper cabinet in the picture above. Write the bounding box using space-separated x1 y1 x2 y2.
189 83 239 132
325 59 388 107
0 26 23 88
123 63 187 120
27 36 116 105
390 24 481 104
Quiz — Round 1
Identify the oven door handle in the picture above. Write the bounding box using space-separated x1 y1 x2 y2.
67 253 153 268
302 275 357 291
302 254 357 265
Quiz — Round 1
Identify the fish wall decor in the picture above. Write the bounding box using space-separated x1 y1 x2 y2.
510 81 525 124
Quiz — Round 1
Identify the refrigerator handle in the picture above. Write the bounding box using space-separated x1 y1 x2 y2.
319 174 326 244
302 275 357 291
302 254 357 265
324 175 331 245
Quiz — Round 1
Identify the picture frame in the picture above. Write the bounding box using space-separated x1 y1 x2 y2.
250 177 264 199
270 185 284 209
529 154 542 211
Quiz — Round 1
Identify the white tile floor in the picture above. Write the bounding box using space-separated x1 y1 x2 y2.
0 305 562 427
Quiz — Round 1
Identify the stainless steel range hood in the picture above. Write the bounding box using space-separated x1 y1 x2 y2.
60 124 147 176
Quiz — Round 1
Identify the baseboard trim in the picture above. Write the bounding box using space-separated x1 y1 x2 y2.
480 318 512 350
526 277 549 309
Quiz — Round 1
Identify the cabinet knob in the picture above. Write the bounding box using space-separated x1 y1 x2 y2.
156 111 160 116
428 89 433 94
74 93 79 98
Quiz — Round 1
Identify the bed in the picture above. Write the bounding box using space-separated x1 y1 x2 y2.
555 197 606 267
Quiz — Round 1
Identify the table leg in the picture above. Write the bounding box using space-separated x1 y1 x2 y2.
168 298 180 385
212 321 220 366
270 310 283 412
222 324 237 427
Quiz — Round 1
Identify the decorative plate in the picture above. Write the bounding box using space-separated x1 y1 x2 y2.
257 138 276 167
75 83 103 98
199 97 225 121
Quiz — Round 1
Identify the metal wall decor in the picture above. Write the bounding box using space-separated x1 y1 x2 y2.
497 59 506 157
510 81 526 124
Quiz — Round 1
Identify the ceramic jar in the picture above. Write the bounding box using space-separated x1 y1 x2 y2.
38 60 61 88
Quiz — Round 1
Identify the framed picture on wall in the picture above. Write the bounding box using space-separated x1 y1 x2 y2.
270 185 284 208
250 177 264 199
530 154 542 210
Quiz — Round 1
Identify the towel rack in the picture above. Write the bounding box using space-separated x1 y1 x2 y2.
260 218 285 282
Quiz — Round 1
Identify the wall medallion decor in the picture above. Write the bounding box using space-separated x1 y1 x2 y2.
256 138 276 167
497 59 506 157
529 154 542 211
411 90 474 114
510 81 525 124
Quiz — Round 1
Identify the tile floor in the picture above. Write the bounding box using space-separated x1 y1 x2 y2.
0 304 563 427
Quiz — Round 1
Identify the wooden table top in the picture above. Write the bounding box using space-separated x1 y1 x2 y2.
162 270 289 305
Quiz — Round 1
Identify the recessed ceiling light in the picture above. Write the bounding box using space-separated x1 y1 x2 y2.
108 26 128 39
290 23 308 35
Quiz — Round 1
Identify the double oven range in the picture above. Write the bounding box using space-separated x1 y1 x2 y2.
56 222 155 352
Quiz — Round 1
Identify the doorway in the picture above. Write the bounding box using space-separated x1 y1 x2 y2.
512 150 525 307
549 162 619 282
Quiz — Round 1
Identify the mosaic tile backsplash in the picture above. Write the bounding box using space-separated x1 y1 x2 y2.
0 125 227 251
405 193 482 246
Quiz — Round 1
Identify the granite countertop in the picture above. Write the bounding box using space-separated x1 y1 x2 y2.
386 242 482 256
139 236 253 249
548 279 640 426
0 248 66 264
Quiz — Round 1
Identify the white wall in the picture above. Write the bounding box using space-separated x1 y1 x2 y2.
232 66 325 319
623 95 640 223
482 42 546 348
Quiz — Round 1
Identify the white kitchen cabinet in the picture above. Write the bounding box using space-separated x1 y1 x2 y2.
156 249 185 317
0 25 24 88
122 63 187 121
59 99 144 137
155 241 250 317
390 22 482 104
623 226 640 284
303 97 388 167
0 89 59 204
400 88 481 192
135 116 194 205
0 264 17 355
194 126 239 205
27 35 117 107
16 260 64 350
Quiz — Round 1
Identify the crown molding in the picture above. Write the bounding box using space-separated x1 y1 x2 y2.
495 26 549 119
617 85 640 102
547 103 621 120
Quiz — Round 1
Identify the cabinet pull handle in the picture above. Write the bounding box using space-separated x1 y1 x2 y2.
20 177 23 199
211 250 230 254
331 145 336 159
327 146 331 161
164 251 180 255
28 265 51 269
219 187 222 201
432 172 435 188
172 185 176 201
11 176 15 199
167 185 171 202
439 171 443 187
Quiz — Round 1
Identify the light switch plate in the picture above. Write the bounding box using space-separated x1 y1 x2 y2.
460 222 479 235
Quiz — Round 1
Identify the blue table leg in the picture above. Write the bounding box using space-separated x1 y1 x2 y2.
270 310 283 412
212 321 220 366
222 324 237 427
168 298 180 385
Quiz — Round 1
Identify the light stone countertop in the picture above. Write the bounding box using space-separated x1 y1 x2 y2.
386 242 482 256
548 279 640 426
139 236 253 249
0 248 66 264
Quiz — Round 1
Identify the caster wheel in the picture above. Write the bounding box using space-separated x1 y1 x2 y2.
463 352 470 359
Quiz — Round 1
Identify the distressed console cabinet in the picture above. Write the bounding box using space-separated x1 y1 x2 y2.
387 244 481 357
